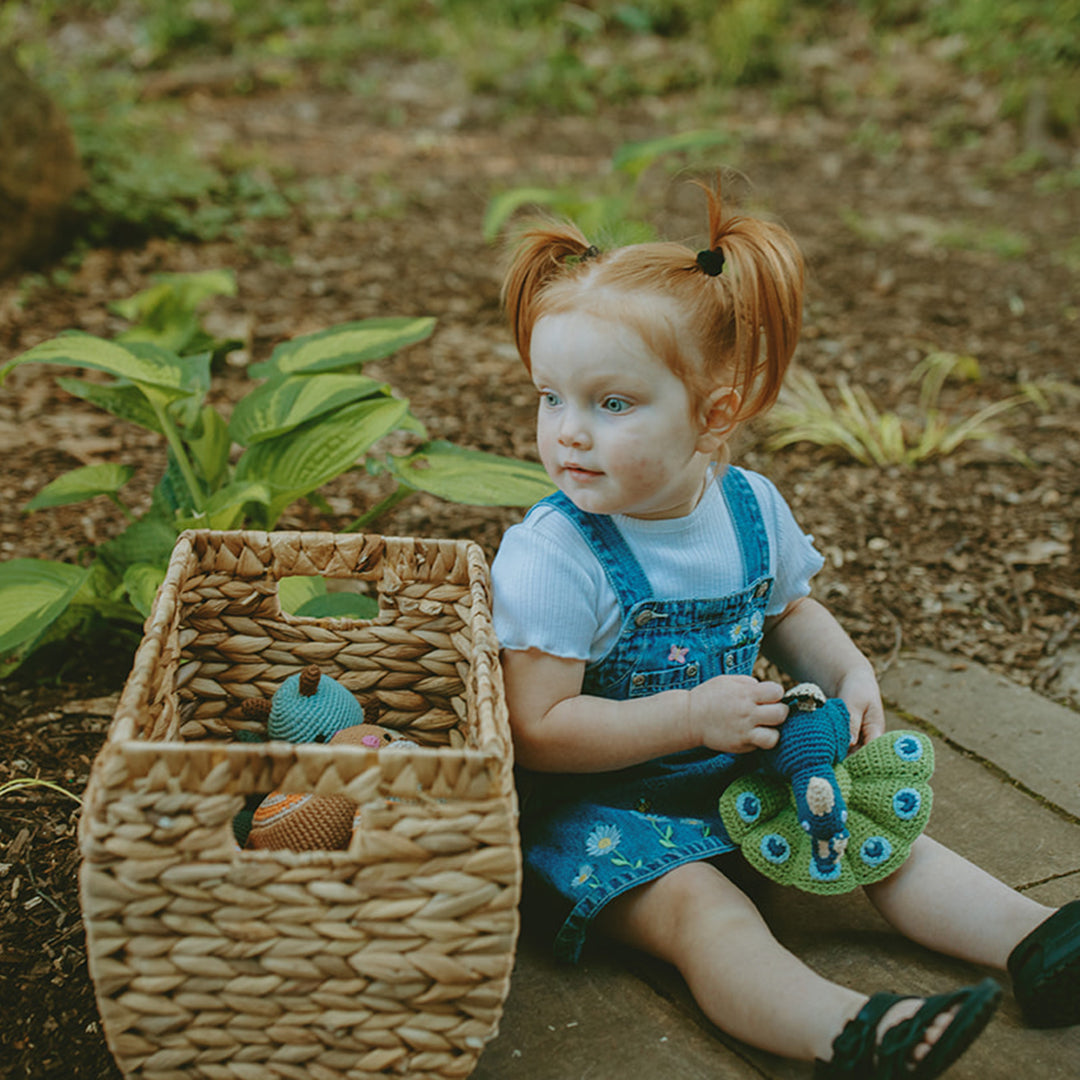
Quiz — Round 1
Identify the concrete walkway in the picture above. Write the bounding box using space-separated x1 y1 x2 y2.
473 650 1080 1079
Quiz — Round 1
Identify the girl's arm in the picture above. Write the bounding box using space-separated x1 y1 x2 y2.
502 647 788 773
761 595 885 747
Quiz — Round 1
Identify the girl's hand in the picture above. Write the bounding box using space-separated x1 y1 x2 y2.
687 675 789 754
837 666 886 749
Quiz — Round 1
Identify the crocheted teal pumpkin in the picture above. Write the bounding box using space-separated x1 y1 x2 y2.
719 687 933 894
267 664 364 743
231 665 364 846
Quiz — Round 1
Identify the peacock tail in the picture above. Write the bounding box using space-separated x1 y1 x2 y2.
719 729 934 894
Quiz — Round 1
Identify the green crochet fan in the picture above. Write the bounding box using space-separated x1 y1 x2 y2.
719 687 934 895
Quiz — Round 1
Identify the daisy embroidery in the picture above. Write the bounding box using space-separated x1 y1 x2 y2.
729 622 746 645
668 644 689 664
586 824 622 857
572 864 596 887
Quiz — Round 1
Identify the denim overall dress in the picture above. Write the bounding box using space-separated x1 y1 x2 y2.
519 466 775 962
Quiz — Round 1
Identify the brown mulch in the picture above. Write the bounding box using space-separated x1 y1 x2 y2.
1 28 1078 1079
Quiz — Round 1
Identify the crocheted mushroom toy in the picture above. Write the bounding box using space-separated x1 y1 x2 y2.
233 665 415 850
719 682 935 894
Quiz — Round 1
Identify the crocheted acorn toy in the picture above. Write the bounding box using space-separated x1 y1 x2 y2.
718 682 934 894
232 665 415 850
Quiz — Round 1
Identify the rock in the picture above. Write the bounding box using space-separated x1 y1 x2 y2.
0 48 85 277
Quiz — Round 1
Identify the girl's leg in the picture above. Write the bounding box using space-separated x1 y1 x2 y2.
864 835 1053 967
595 859 957 1064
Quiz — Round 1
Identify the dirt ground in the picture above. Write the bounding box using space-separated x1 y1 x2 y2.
0 27 1078 1080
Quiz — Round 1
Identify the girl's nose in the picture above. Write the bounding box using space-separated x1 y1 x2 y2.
558 407 592 448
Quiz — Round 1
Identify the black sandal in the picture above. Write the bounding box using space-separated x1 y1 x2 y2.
815 977 1002 1078
1008 899 1080 1028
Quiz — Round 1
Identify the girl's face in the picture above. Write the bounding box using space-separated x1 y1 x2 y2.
530 308 719 519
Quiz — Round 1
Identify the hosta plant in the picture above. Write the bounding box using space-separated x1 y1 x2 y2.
0 277 553 676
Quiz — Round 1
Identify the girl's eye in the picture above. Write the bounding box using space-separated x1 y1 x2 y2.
539 390 560 407
601 396 630 413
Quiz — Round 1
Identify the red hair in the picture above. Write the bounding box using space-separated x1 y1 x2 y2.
501 178 804 424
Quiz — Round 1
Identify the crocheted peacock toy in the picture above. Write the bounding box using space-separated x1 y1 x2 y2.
718 683 934 894
232 665 415 850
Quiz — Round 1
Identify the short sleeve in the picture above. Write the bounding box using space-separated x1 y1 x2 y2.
743 471 825 616
491 510 606 660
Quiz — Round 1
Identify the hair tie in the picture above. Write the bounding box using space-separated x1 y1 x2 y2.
696 247 725 276
582 245 600 261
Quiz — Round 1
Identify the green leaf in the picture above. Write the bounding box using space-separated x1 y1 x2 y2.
1 332 193 401
185 405 231 489
0 559 90 656
235 396 409 525
228 372 389 446
250 318 436 379
123 563 166 618
386 441 555 506
174 480 273 531
277 574 327 615
612 130 735 179
166 349 213 430
97 516 180 575
277 574 377 619
482 187 562 243
56 376 163 433
112 270 237 354
25 463 136 512
295 592 379 619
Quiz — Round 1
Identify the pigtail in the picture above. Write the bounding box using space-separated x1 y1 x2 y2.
501 223 594 371
697 180 805 421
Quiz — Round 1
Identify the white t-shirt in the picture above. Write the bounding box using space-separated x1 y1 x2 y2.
492 469 825 664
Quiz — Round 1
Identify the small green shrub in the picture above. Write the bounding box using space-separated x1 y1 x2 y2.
0 275 553 676
483 130 738 245
764 352 1031 466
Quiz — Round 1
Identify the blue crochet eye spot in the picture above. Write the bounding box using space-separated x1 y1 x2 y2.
892 787 921 820
760 833 791 865
735 792 762 824
809 858 842 882
893 735 923 762
860 836 893 867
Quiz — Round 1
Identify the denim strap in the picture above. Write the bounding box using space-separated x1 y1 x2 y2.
538 491 653 616
720 467 770 587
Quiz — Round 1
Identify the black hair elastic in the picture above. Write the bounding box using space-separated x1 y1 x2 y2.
581 245 600 261
696 247 725 276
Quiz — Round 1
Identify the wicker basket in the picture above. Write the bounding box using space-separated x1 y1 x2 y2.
79 529 521 1080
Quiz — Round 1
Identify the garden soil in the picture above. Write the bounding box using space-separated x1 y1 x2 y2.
0 33 1078 1080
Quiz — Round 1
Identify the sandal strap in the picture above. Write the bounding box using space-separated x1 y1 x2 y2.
817 979 1002 1079
816 992 912 1078
878 978 1002 1079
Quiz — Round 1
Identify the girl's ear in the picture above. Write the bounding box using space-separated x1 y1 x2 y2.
696 387 742 454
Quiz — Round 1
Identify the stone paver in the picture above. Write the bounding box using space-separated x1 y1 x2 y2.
880 648 1080 819
474 653 1080 1079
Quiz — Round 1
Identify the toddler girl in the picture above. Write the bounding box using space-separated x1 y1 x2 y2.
491 180 1080 1077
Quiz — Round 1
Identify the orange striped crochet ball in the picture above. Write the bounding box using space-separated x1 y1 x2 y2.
245 791 359 851
245 724 411 851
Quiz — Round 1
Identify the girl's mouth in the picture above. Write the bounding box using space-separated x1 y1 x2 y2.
564 464 602 480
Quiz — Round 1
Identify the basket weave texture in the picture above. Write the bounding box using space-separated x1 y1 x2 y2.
79 529 521 1080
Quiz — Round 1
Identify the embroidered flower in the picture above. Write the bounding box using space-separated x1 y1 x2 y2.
668 644 689 664
586 824 622 857
572 864 594 887
750 610 764 634
729 623 746 645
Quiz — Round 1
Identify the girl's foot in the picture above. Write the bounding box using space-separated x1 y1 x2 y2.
815 978 1002 1078
1008 899 1080 1027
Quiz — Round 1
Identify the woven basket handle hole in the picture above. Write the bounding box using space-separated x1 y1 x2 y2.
276 575 380 622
